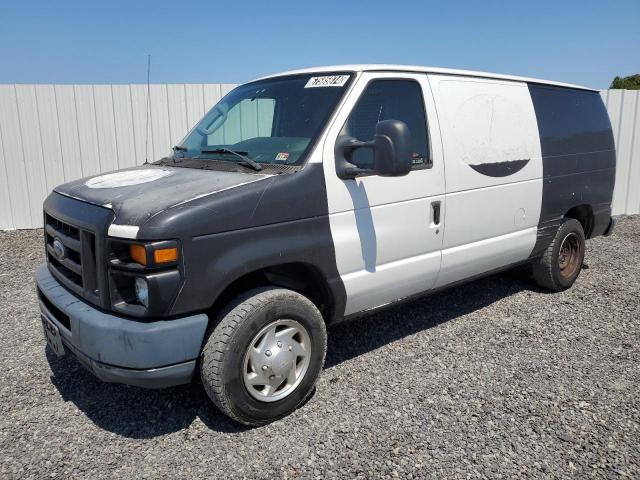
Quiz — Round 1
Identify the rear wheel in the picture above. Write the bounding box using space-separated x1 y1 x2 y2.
200 287 327 426
532 218 585 291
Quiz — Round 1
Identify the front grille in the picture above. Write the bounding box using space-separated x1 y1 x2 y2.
45 213 100 302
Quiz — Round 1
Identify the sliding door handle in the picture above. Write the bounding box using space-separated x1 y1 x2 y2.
431 201 441 225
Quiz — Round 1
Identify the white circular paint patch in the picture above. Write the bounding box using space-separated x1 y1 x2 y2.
85 169 173 188
453 94 531 167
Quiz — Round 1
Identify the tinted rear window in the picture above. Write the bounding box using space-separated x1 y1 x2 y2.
528 85 614 157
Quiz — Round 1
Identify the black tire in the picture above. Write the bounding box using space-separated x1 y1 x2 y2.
200 287 327 426
532 218 586 291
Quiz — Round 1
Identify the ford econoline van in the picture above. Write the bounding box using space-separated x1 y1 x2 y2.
36 65 616 425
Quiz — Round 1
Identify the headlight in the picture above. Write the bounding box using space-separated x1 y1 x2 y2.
108 239 181 317
134 277 149 307
129 244 147 265
128 243 178 266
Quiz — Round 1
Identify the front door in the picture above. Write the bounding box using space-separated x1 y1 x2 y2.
321 72 446 316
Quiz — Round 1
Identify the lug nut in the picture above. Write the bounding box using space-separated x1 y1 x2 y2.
288 345 293 351
262 365 268 371
265 350 272 357
277 341 282 348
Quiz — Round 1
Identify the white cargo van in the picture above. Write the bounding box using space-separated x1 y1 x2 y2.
36 65 616 425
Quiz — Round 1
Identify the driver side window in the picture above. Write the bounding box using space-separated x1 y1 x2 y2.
341 79 430 170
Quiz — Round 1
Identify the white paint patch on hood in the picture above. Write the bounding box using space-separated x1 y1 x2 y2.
85 169 173 189
107 224 139 239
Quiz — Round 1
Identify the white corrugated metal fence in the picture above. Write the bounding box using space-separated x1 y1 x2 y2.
601 89 640 215
0 85 638 229
0 83 237 229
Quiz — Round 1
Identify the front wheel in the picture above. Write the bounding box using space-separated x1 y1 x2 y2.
200 287 327 426
532 218 586 291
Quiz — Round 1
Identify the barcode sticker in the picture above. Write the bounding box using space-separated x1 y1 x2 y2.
304 75 350 88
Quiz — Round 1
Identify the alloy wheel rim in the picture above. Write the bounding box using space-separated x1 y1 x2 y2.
242 319 311 402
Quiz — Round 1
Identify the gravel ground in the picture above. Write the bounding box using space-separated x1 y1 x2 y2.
1 217 639 479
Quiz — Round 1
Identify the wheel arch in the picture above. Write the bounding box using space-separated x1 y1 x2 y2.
564 204 594 238
207 262 338 328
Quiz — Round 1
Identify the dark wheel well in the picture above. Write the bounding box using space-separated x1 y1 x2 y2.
208 263 334 326
565 204 594 238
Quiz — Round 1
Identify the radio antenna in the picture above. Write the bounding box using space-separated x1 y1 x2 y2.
144 54 151 165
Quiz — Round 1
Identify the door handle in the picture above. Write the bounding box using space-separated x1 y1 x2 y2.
431 201 441 226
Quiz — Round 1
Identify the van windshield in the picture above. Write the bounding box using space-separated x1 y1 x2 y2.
177 73 353 167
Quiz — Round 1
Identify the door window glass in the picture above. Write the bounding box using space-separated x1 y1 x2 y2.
341 80 430 169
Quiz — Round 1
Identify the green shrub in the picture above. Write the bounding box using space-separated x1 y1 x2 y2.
610 75 640 89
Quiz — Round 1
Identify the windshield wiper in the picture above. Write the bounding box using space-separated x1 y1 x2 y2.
200 148 263 171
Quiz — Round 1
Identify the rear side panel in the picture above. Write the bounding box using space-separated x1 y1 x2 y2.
527 85 616 256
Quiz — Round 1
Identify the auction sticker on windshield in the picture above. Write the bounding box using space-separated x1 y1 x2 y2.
305 75 350 88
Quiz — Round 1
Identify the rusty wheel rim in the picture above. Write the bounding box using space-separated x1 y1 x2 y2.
558 232 582 280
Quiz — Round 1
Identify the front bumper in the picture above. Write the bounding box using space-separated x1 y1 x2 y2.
35 264 209 388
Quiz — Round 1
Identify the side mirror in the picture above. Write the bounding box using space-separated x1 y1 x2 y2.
372 120 412 177
335 119 412 180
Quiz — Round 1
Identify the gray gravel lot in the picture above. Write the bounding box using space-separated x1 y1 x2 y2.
1 218 639 479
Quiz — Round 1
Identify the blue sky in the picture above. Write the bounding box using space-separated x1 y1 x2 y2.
1 0 638 88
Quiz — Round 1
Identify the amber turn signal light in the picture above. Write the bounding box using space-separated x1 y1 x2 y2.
154 247 178 264
129 244 147 266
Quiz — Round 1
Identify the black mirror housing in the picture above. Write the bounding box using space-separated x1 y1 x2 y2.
372 120 412 177
335 120 413 180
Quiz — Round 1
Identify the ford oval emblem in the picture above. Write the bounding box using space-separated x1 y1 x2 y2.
53 238 66 260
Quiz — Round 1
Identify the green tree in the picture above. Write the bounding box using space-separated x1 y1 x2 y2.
610 74 640 89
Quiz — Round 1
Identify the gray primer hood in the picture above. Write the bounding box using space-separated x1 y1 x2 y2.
54 165 270 232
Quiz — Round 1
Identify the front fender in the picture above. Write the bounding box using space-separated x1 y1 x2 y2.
169 215 346 321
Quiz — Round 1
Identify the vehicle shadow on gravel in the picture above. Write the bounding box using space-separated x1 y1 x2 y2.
47 269 538 437
324 268 540 368
46 350 251 437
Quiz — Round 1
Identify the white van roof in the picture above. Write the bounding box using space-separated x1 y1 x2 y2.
257 64 595 91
